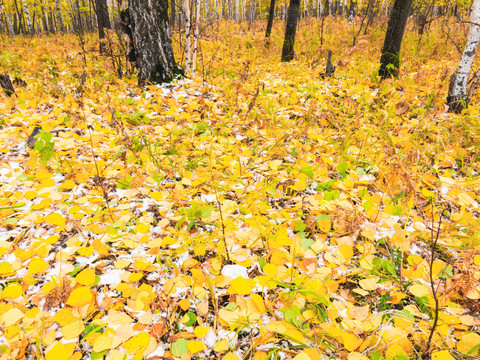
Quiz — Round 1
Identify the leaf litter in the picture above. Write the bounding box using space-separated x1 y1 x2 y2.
0 19 480 360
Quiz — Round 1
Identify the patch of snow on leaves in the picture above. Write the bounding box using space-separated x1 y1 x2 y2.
221 264 249 279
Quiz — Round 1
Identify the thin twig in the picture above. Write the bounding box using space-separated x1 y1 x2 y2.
424 208 446 359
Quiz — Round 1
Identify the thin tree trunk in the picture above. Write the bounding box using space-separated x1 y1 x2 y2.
21 0 33 34
281 0 300 62
265 0 276 39
95 0 111 54
191 0 201 78
378 0 413 78
171 0 176 28
447 0 480 112
184 0 192 75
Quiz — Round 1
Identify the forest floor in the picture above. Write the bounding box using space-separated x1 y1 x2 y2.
1 18 480 360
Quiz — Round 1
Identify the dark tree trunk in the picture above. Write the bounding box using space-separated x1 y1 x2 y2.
170 0 175 28
281 0 300 62
378 0 413 79
265 0 276 39
95 0 111 54
127 0 181 84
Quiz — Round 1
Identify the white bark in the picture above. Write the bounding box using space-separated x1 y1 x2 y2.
448 0 480 111
21 0 33 34
184 0 192 75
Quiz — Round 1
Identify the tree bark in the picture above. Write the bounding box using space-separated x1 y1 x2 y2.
21 0 33 34
95 0 111 54
127 0 181 84
281 0 300 62
447 0 480 113
170 0 176 28
378 0 413 78
265 0 276 39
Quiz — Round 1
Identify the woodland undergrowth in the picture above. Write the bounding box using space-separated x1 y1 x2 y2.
0 17 480 360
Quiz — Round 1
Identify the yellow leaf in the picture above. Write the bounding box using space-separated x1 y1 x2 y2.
62 319 85 340
457 332 480 355
75 269 96 286
222 352 239 360
213 338 229 352
187 340 205 353
409 284 431 298
359 277 378 291
93 333 113 353
179 299 191 311
194 326 211 338
342 331 362 352
1 308 24 327
45 212 66 228
263 263 277 276
292 353 311 360
2 284 24 298
317 217 331 233
431 350 455 360
385 344 407 360
264 321 306 344
46 341 74 360
66 287 93 307
228 276 255 295
0 261 13 275
347 353 369 360
339 244 353 259
123 332 150 354
28 258 49 274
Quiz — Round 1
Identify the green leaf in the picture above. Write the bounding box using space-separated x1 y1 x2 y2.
184 312 197 326
171 338 188 357
258 257 267 269
301 165 314 178
84 324 104 337
225 302 238 311
301 238 315 250
336 161 349 175
91 350 107 360
370 353 384 360
283 305 300 324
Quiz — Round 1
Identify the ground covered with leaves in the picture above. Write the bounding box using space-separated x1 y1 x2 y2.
1 18 480 360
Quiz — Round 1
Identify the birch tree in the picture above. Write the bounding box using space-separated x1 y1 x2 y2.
447 0 480 113
21 0 33 34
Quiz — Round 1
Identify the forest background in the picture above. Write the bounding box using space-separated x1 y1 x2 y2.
1 1 480 360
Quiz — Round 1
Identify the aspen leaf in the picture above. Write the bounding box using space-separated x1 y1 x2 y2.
223 353 239 360
28 257 49 274
45 212 66 228
1 308 24 327
66 287 93 307
75 269 96 286
457 332 480 355
0 261 13 275
62 319 85 339
431 350 455 360
123 332 150 354
187 340 205 353
171 338 188 357
292 353 311 360
228 276 255 295
46 341 74 360
213 338 229 352
93 333 113 353
316 214 331 233
359 277 378 291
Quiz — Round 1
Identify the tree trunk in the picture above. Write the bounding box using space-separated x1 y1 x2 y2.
265 0 276 39
378 0 413 78
281 0 300 62
127 0 181 84
171 0 176 28
21 0 33 34
447 0 480 113
95 0 111 54
55 0 64 32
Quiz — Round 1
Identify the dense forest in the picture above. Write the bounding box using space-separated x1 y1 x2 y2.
1 1 480 360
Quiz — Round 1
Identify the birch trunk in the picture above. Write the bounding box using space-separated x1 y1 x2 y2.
447 0 480 112
191 0 200 78
184 0 192 75
55 0 64 32
21 0 33 34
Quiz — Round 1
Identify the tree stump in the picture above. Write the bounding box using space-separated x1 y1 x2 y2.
0 74 15 96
